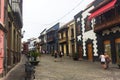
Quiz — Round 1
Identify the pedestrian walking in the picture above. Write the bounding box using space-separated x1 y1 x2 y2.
104 53 111 69
59 51 63 61
54 50 58 62
99 53 106 69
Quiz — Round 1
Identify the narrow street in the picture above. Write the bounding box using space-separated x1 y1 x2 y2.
35 54 120 80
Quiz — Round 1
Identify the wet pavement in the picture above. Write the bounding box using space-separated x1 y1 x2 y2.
1 54 120 80
34 54 120 80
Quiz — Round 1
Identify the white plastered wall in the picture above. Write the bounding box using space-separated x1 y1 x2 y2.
81 6 98 57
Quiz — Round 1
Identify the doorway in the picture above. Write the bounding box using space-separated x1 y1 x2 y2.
72 44 75 55
78 45 82 59
87 43 93 61
104 40 111 58
115 38 120 63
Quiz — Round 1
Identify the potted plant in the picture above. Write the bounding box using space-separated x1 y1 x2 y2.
72 52 79 61
29 50 40 66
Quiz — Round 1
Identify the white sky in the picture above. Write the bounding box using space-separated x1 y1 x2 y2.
22 0 94 41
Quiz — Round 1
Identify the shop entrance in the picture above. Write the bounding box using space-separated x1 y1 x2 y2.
87 43 93 61
115 38 120 63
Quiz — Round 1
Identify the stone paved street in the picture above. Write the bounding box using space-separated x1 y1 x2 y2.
2 54 120 80
34 54 120 80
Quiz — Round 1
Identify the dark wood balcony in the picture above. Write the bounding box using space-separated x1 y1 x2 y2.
47 37 54 43
59 37 67 43
94 15 120 32
70 36 75 41
70 34 74 39
39 41 44 45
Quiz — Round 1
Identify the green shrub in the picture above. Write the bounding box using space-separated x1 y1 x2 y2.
29 50 40 61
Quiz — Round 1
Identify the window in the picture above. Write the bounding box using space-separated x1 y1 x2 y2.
71 28 74 37
95 16 101 24
104 40 111 58
104 9 115 21
76 24 81 35
76 17 82 35
115 3 120 15
9 0 12 5
115 38 120 63
95 8 116 25
61 32 63 39
84 16 92 32
58 33 61 39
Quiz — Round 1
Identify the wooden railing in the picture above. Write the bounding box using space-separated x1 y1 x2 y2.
94 15 120 32
47 37 54 43
39 41 44 45
59 37 67 43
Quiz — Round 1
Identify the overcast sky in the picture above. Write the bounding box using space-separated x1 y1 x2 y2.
22 0 94 42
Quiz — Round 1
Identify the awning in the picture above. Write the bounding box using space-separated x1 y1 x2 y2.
88 0 117 20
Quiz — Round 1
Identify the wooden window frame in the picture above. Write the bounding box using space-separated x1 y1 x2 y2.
76 24 81 35
84 16 92 32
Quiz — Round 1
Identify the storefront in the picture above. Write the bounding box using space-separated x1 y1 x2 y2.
88 0 120 64
97 26 120 64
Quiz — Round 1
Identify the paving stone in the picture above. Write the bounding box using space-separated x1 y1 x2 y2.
34 54 120 80
2 54 27 80
2 54 120 80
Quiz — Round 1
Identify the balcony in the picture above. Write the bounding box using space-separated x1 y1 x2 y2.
59 37 67 43
12 1 23 28
70 36 75 42
47 37 54 43
39 41 44 45
94 15 120 32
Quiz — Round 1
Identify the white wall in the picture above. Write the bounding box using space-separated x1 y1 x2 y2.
81 6 98 57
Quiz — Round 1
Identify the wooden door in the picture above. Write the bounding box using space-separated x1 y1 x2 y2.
78 45 82 59
104 40 111 58
87 43 93 61
115 38 120 63
72 44 75 55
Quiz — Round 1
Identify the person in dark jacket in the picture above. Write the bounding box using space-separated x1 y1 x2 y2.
59 51 63 61
54 50 58 62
